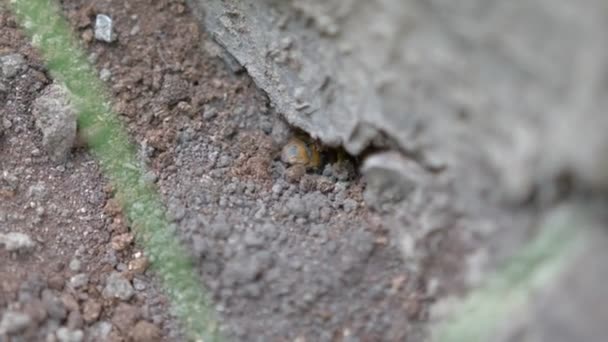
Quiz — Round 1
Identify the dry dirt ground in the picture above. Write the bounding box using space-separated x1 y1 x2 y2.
0 1 468 341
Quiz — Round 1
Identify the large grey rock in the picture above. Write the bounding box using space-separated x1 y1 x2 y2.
32 84 77 163
191 0 608 199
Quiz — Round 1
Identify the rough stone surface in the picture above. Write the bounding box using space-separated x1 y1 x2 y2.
194 0 608 197
31 83 77 163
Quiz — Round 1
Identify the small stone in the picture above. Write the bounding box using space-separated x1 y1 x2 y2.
88 321 112 341
68 273 89 289
0 311 32 335
68 258 82 272
102 272 134 301
95 14 116 43
99 68 111 82
133 278 147 291
56 327 84 342
0 53 26 78
81 29 94 43
128 257 149 275
48 274 65 291
285 195 307 217
111 303 140 333
61 293 79 313
343 199 358 213
22 299 47 323
111 233 134 251
82 299 102 323
130 320 161 342
67 310 84 330
285 164 306 183
0 232 35 252
202 105 217 120
32 84 77 163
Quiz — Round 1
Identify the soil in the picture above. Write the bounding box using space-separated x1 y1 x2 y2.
0 1 462 341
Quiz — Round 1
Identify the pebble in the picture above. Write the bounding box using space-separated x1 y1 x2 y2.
128 257 149 275
87 321 112 341
133 278 147 291
0 311 32 335
130 320 162 342
285 195 307 217
111 303 140 333
0 53 26 78
95 14 116 43
42 290 67 321
102 272 135 301
68 258 82 272
68 273 89 289
32 84 77 163
82 300 102 323
110 233 134 251
0 232 35 252
99 68 112 82
343 199 358 213
56 327 84 342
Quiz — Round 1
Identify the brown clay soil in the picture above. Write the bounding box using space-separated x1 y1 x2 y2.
0 1 468 341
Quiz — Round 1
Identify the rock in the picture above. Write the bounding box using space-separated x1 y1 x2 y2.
61 293 79 313
130 320 162 342
94 14 116 42
110 233 134 251
42 290 67 321
0 53 26 78
0 232 35 252
32 84 77 163
343 199 358 213
87 321 112 341
56 327 84 342
68 258 82 272
22 299 48 324
66 310 84 330
102 272 135 301
99 68 112 82
285 195 307 217
361 152 426 211
68 273 89 289
0 311 32 335
111 303 140 333
128 257 149 275
285 164 306 183
82 299 102 323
